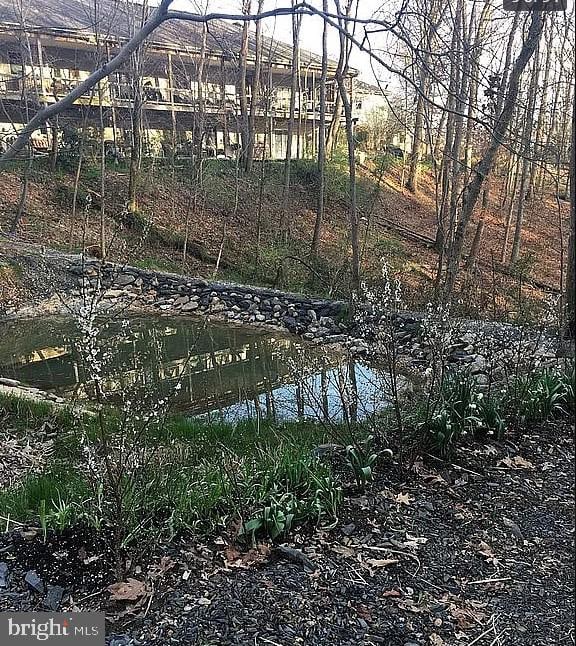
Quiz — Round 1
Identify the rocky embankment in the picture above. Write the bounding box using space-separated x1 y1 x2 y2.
1 242 570 385
72 259 565 378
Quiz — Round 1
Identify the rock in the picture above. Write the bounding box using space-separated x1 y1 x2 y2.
181 301 199 312
211 303 226 313
44 585 65 610
275 545 317 572
173 296 190 308
0 562 9 588
255 314 266 322
341 523 356 536
103 289 126 299
115 274 136 286
107 635 139 646
470 355 487 373
18 528 39 541
324 334 348 344
24 570 45 594
0 377 20 387
450 350 475 363
282 315 298 331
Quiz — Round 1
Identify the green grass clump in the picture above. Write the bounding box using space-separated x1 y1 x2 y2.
0 394 343 541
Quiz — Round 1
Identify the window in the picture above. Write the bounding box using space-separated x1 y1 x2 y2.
8 51 22 75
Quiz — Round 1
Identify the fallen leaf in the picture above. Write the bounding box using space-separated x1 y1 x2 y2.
475 540 496 561
450 605 487 630
395 492 412 505
381 589 402 598
224 544 271 568
429 634 447 645
107 578 147 601
331 545 356 557
498 455 534 469
404 534 429 548
365 558 400 568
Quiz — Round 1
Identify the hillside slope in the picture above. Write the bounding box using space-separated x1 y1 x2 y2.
0 158 569 321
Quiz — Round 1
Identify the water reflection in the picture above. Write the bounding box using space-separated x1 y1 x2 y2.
0 316 388 422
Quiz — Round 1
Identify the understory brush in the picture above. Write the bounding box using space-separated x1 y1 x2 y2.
0 396 342 548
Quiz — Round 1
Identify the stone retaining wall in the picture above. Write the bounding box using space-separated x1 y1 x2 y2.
67 260 565 378
71 260 349 339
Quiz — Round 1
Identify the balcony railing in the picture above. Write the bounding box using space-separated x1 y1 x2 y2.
1 74 338 117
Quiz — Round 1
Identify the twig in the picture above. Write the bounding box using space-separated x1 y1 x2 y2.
143 588 155 618
364 546 421 575
468 620 497 646
466 576 512 585
75 588 105 603
489 630 507 646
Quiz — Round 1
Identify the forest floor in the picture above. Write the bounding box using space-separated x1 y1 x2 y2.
0 157 570 321
0 418 573 645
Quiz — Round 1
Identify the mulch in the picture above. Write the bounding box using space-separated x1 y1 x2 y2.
1 419 574 646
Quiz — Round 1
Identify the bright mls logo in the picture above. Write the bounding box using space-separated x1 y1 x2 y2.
503 0 567 10
0 613 105 645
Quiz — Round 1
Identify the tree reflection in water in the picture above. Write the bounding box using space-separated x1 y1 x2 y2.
0 315 399 423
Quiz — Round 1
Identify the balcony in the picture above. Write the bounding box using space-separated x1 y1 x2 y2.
0 72 337 119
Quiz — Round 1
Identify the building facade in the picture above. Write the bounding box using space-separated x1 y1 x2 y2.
0 0 372 160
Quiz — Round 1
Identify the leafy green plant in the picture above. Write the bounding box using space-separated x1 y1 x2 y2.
346 444 378 487
474 395 506 440
242 490 300 541
513 369 573 423
46 492 76 531
311 473 342 526
421 372 481 457
422 409 457 458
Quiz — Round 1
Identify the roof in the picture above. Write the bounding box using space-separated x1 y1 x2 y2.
0 0 344 71
354 78 387 95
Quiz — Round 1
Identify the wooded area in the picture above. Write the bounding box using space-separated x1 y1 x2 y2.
0 0 574 329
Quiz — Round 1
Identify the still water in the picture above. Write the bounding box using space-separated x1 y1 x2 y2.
0 316 388 422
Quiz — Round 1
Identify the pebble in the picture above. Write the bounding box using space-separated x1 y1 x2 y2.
24 570 44 594
44 585 65 610
0 562 9 588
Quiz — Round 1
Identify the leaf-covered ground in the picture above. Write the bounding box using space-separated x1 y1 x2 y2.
1 420 573 645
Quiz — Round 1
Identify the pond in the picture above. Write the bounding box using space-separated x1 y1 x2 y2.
0 315 389 423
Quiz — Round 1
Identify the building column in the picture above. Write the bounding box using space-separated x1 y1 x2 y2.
167 52 178 156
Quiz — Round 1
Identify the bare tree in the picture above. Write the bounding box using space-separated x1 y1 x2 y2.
443 10 546 299
311 0 329 255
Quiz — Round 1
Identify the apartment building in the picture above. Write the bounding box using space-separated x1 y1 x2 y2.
0 0 383 160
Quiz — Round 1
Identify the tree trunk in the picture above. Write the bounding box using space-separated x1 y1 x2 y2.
334 0 360 299
238 1 251 168
311 0 329 255
443 10 545 299
511 52 540 264
565 91 575 337
245 0 264 173
281 4 301 235
406 0 442 193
